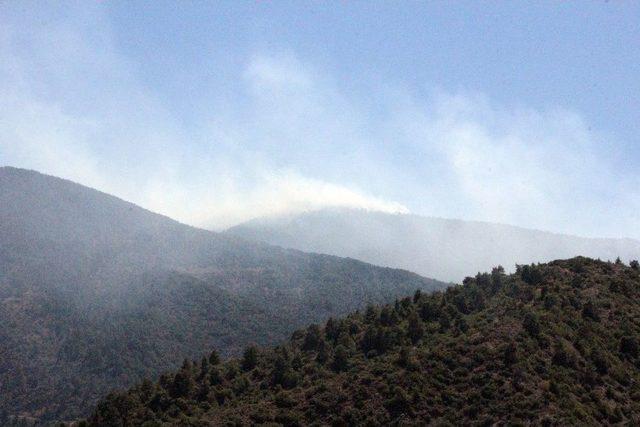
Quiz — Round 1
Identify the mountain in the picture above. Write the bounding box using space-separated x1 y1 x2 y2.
227 209 640 282
0 167 446 425
87 257 640 426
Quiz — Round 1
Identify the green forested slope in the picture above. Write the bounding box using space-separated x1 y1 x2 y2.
89 257 640 426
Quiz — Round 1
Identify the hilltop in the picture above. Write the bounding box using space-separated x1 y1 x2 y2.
227 208 640 282
89 257 640 426
0 167 445 424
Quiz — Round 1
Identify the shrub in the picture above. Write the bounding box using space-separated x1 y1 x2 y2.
582 301 600 322
523 313 541 337
620 336 639 358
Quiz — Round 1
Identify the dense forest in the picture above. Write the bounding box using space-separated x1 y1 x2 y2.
0 167 446 425
86 257 640 426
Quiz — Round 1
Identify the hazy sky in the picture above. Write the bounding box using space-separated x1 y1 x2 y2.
1 2 639 238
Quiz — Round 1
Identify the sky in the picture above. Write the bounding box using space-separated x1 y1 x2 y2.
1 1 639 238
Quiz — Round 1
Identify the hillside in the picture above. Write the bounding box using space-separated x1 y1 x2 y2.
227 209 640 282
0 167 446 424
88 257 640 426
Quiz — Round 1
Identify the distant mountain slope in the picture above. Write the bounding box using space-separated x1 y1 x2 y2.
227 209 640 282
87 257 640 426
0 167 446 424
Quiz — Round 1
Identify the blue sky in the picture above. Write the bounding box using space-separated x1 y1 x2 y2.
1 1 639 238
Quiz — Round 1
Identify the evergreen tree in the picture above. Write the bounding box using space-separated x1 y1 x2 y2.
582 301 600 322
419 300 439 322
523 312 540 337
170 360 195 398
397 346 416 369
413 289 422 303
491 266 505 293
272 351 289 386
365 305 378 323
619 336 639 358
199 356 209 380
407 312 425 344
503 342 517 365
332 345 349 372
241 345 259 371
209 350 220 366
520 264 543 285
302 324 322 351
316 340 330 365
325 317 339 342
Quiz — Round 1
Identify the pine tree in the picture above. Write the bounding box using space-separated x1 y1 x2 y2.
199 356 209 380
325 317 339 342
523 312 540 337
170 360 195 398
407 312 424 344
209 350 220 366
413 289 422 303
582 301 600 322
272 353 288 385
316 340 330 365
397 346 415 368
302 324 322 351
241 345 259 371
332 345 349 372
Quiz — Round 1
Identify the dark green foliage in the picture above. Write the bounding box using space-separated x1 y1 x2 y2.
552 342 574 368
208 350 220 366
325 317 339 342
619 336 639 358
523 312 541 337
582 300 600 321
631 260 639 270
543 293 557 310
85 257 640 426
302 324 323 351
332 345 350 372
503 342 518 365
491 266 505 292
519 263 543 285
590 348 609 374
407 311 424 344
271 351 290 387
241 346 259 371
397 346 417 370
169 361 195 399
419 299 440 322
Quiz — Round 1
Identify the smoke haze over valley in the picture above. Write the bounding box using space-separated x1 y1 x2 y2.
228 209 640 283
0 167 445 423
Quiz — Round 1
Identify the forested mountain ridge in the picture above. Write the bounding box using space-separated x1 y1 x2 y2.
0 167 446 425
88 257 640 426
227 209 640 282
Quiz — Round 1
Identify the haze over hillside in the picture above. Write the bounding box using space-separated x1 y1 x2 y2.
228 209 640 282
0 167 445 424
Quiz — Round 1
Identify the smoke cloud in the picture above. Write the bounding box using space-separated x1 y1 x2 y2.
0 3 637 236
